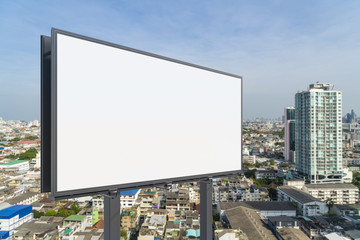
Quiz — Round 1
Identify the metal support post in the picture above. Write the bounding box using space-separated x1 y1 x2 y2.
103 190 121 240
200 178 212 240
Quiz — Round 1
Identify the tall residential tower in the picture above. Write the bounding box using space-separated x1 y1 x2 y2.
284 107 295 162
295 83 342 183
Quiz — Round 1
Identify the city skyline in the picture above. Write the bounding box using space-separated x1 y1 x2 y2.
1 1 360 121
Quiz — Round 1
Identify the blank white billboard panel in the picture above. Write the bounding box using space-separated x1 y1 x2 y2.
54 31 241 194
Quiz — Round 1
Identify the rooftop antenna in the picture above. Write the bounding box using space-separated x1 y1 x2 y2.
332 84 335 90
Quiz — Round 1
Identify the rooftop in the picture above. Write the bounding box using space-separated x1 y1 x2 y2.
0 205 32 219
277 227 310 240
345 230 360 239
14 222 59 235
278 186 320 203
335 204 360 211
148 215 166 225
0 160 27 166
305 184 358 190
186 229 200 238
6 191 38 205
225 206 277 240
0 231 9 239
268 216 297 222
219 201 296 211
120 189 140 196
64 215 87 221
309 83 332 91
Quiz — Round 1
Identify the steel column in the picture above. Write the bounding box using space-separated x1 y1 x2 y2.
200 178 213 240
104 191 121 240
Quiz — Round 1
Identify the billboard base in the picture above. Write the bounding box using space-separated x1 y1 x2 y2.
100 179 213 240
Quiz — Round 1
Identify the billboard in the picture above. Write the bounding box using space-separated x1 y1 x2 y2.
42 29 242 199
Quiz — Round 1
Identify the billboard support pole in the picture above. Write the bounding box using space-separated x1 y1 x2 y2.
200 178 212 240
103 190 121 240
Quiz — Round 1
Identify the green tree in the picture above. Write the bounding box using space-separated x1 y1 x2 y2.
5 154 17 159
290 201 298 209
9 138 20 142
18 148 37 160
70 202 81 214
120 230 127 240
269 158 275 165
325 198 334 213
268 188 277 199
243 162 252 168
45 210 57 216
25 136 38 140
245 169 257 179
33 210 45 218
57 208 75 217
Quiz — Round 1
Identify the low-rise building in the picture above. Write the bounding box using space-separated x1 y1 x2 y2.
333 204 360 216
120 189 140 209
63 215 89 232
13 221 59 239
213 186 229 203
276 227 310 240
165 190 190 211
92 189 140 209
278 186 327 216
218 201 296 218
0 205 33 237
283 179 305 190
0 231 9 240
214 229 248 240
121 208 139 230
0 160 29 171
165 221 181 239
303 184 359 205
242 185 270 201
268 216 299 229
223 205 277 240
255 170 277 180
6 191 38 205
139 215 166 240
243 155 256 164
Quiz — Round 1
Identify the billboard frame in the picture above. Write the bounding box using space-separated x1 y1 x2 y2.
41 35 52 193
45 28 243 200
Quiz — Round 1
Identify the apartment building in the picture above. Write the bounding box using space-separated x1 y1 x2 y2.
295 83 343 183
303 184 359 204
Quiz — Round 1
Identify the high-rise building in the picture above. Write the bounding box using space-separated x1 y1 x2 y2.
284 107 295 162
295 83 342 184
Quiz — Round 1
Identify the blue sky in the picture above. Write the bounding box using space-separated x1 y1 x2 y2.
0 0 360 121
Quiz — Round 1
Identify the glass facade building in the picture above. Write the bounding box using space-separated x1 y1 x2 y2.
295 83 343 183
284 107 296 161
